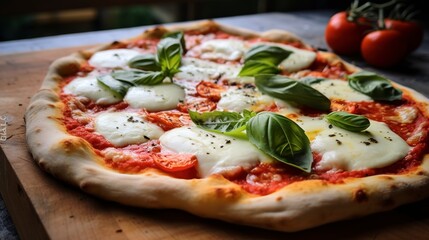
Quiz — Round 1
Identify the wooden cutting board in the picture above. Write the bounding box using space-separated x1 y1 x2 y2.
1 47 429 240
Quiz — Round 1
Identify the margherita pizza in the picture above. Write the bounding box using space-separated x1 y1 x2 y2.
25 20 429 232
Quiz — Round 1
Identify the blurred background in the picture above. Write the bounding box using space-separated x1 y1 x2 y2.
1 0 428 42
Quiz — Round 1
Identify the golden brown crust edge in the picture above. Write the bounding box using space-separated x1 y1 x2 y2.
25 20 429 232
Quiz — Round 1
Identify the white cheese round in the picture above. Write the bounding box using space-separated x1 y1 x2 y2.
310 120 410 171
216 87 274 112
175 57 240 82
88 49 140 68
310 79 373 102
193 39 247 61
94 112 164 147
63 76 122 105
124 83 185 111
159 127 270 177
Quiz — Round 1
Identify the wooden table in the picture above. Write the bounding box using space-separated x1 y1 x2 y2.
1 11 429 240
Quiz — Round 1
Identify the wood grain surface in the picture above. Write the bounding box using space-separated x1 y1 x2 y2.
1 22 429 240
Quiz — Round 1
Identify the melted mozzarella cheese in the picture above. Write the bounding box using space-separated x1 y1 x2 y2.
95 112 164 147
252 42 316 72
124 83 185 111
88 49 140 68
192 39 247 61
294 116 327 141
310 79 372 102
63 76 122 105
216 87 274 112
175 57 240 82
159 127 270 177
310 120 410 171
275 99 301 117
388 106 418 124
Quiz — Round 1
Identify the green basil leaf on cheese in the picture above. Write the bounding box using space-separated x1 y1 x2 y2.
189 110 255 139
255 74 331 111
112 70 165 86
246 112 312 172
347 71 402 101
163 31 186 53
325 111 370 132
238 60 280 77
299 76 326 85
244 45 292 65
97 75 132 97
128 54 161 71
157 37 182 79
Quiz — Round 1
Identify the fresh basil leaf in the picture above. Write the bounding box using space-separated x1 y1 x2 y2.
325 111 370 132
246 112 312 172
299 77 326 85
97 75 131 97
347 71 402 101
189 110 255 139
128 54 161 71
111 70 165 85
255 74 331 111
244 45 292 65
157 37 182 79
163 31 186 53
238 60 280 77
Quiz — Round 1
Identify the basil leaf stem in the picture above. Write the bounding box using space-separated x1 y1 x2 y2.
255 74 331 111
325 111 370 132
347 71 402 101
247 112 312 172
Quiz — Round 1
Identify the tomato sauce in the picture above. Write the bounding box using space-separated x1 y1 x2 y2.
304 53 352 79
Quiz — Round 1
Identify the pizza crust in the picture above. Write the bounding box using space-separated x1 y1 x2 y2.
25 20 429 232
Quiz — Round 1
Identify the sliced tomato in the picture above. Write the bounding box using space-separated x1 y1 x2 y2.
196 81 224 101
385 18 423 53
153 153 198 172
146 111 191 131
177 97 217 113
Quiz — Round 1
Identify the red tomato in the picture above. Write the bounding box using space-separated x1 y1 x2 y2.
385 19 423 52
361 29 407 68
196 81 224 101
325 11 371 55
153 153 197 172
146 111 191 131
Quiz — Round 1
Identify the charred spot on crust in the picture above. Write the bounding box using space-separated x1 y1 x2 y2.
60 138 87 153
276 196 283 202
79 181 90 190
214 187 239 200
380 176 394 181
381 198 395 207
354 189 368 203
